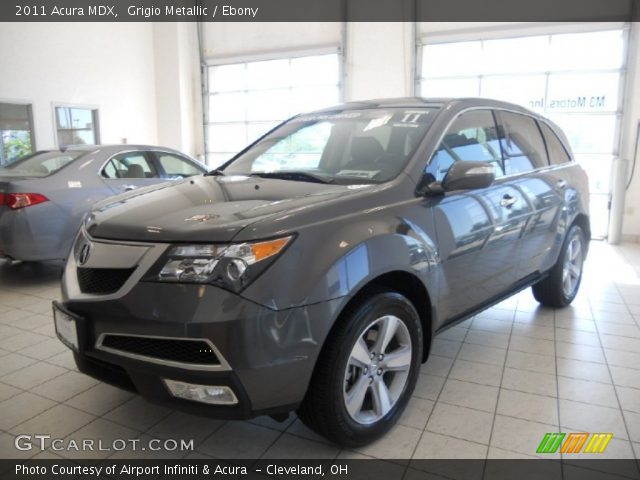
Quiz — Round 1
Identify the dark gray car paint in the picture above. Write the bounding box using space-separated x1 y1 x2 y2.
61 98 589 417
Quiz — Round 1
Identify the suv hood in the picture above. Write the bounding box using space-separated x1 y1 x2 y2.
85 175 374 243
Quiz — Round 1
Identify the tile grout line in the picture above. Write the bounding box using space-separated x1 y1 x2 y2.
5 377 128 450
403 314 475 472
603 282 640 462
481 298 519 471
552 305 565 478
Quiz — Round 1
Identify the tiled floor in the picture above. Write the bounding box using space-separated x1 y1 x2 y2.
0 241 639 460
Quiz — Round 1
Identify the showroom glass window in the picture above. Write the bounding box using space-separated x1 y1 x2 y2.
55 106 99 148
419 28 627 238
205 53 341 167
0 102 35 166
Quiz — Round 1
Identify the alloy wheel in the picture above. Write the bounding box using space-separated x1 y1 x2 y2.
562 233 583 297
343 315 412 425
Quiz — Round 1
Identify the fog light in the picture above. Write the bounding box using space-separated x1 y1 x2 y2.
163 379 238 405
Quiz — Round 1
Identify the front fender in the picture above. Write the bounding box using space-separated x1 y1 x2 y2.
241 218 439 312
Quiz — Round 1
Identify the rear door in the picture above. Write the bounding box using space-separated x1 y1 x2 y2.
536 121 583 271
428 109 529 321
494 110 565 280
101 151 162 194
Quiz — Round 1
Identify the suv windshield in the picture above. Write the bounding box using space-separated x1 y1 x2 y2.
1 150 87 177
223 108 438 184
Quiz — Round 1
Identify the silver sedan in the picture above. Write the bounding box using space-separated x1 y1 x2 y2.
0 145 207 261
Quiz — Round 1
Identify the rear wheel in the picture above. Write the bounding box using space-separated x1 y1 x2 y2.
298 289 422 447
532 224 585 308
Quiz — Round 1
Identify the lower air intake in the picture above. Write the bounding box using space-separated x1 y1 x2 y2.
98 335 221 366
77 267 135 295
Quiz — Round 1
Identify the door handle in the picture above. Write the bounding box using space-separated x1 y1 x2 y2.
123 185 137 192
500 194 517 209
556 179 568 190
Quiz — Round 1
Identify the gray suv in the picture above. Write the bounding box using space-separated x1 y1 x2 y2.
54 98 589 446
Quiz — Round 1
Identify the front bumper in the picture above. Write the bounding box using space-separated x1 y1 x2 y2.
61 282 340 419
59 231 342 419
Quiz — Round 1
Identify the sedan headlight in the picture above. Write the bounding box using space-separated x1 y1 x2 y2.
154 236 293 292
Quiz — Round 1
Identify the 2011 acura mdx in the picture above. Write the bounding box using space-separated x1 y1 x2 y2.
54 98 589 446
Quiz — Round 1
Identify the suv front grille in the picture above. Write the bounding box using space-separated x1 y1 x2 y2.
77 267 135 295
98 335 221 366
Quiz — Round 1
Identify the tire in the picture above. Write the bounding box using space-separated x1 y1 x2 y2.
532 224 585 308
298 288 423 447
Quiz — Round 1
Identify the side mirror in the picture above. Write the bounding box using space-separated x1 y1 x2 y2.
441 161 495 192
416 161 496 197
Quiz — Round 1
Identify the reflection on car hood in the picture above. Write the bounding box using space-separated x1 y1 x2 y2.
85 175 372 242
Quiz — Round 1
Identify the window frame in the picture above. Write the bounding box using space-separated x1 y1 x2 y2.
203 47 344 167
0 100 36 166
53 104 100 149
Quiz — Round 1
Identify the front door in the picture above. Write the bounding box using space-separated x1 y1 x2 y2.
426 109 530 322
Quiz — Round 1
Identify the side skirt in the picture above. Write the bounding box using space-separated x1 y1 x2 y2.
433 272 548 337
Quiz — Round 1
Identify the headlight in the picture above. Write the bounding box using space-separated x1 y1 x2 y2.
154 236 293 292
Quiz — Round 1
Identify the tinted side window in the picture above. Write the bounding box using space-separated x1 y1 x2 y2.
157 153 203 178
497 111 548 175
102 152 158 179
428 110 504 182
539 122 572 165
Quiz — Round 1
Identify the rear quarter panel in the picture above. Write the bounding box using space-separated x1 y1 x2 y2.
0 162 117 261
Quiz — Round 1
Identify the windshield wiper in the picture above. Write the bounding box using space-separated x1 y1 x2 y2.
205 169 226 176
249 171 334 184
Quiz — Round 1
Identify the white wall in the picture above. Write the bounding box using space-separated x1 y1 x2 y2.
345 22 414 101
0 22 158 149
153 23 203 159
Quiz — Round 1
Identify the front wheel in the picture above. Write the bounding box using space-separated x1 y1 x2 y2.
297 289 423 447
532 224 586 308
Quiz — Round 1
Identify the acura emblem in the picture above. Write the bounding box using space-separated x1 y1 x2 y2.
78 242 91 265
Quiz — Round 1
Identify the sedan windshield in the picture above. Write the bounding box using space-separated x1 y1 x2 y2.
0 150 87 177
223 108 438 184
